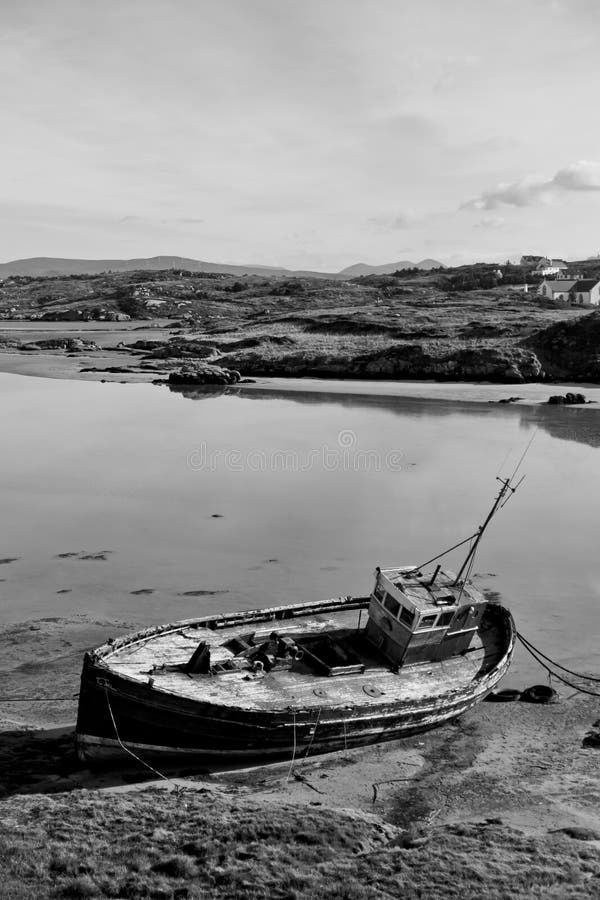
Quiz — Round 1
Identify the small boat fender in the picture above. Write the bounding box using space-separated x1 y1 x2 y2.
520 684 558 704
486 688 521 702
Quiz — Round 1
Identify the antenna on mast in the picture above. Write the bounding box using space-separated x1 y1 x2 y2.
453 431 536 586
453 475 519 585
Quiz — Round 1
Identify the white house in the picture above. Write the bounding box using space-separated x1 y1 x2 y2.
534 258 569 277
538 278 600 305
570 279 600 306
538 279 576 302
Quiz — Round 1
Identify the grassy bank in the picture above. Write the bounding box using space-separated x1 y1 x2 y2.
4 787 600 900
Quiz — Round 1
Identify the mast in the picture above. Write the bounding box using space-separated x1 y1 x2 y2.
453 476 516 585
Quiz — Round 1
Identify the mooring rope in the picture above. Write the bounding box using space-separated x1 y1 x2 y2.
0 694 78 702
518 632 600 683
517 633 600 698
286 710 297 782
104 686 172 783
303 706 322 760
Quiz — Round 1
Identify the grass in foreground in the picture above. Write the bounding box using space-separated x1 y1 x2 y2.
1 789 599 899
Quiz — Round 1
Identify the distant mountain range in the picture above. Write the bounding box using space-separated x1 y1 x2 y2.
0 255 444 279
338 259 443 276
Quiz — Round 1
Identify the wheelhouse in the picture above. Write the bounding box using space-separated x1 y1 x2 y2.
365 565 488 666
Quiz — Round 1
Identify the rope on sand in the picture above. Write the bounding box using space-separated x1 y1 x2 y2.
0 694 78 702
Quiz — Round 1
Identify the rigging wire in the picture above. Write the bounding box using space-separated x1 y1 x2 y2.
496 446 513 479
509 429 537 482
408 531 480 574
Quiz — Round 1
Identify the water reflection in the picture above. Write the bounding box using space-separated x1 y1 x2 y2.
168 383 600 450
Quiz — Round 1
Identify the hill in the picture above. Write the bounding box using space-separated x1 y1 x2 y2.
0 256 444 279
0 256 296 279
339 259 443 276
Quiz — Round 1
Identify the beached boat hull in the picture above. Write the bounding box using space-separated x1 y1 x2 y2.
76 597 515 763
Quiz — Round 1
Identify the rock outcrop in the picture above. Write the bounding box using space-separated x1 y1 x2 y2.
142 338 218 360
221 343 544 383
19 338 100 352
167 364 241 385
547 393 587 405
527 310 600 381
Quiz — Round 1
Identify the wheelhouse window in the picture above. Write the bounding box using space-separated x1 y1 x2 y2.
383 594 400 618
400 605 415 627
374 583 385 601
438 611 455 628
417 614 438 630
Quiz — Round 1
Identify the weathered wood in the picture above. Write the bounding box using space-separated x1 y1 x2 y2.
76 592 515 763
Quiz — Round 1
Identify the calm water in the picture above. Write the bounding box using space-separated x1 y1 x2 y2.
2 373 600 686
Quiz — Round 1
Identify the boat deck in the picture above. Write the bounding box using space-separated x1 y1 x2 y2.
100 605 503 713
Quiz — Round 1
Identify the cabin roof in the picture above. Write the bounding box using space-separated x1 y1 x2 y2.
378 567 484 612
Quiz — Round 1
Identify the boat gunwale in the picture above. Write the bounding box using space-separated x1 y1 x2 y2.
91 595 370 661
83 606 516 717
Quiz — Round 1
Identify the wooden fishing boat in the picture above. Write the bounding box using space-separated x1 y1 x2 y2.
76 478 518 763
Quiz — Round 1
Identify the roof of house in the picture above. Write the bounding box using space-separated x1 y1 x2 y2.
573 279 600 292
544 280 576 291
536 259 568 269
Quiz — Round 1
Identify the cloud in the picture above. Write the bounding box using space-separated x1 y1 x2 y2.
369 210 424 231
474 215 505 230
463 160 600 210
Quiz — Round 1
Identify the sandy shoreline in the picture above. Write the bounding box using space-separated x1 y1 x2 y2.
3 348 600 410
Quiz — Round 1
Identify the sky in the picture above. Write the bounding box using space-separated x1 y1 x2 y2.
3 0 600 270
